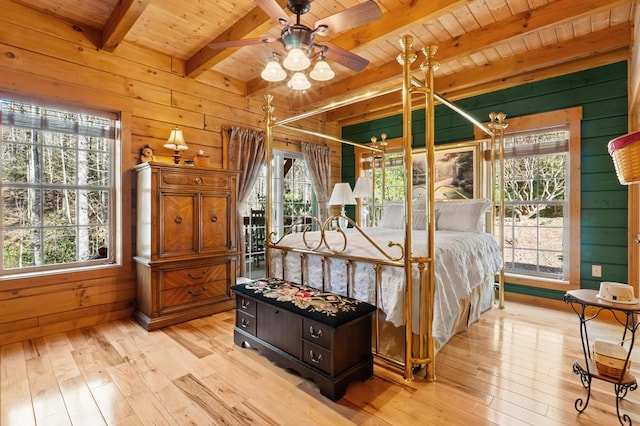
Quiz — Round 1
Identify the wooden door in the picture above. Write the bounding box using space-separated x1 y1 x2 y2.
200 193 230 252
160 193 197 256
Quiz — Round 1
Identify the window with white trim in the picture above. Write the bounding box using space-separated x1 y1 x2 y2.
502 128 569 279
1 99 118 274
483 107 582 290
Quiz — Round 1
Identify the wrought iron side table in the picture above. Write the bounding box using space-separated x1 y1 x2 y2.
564 289 640 425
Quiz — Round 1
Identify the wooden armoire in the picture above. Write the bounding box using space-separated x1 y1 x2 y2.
133 162 239 330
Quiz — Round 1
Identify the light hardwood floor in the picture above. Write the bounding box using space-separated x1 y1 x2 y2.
1 298 639 425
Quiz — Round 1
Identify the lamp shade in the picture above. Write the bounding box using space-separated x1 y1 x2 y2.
309 58 335 81
329 182 356 206
164 127 188 151
287 72 311 90
283 47 311 71
352 176 373 198
261 58 287 82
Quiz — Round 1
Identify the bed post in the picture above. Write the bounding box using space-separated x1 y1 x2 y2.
488 113 508 309
398 34 415 380
421 43 438 381
263 94 274 278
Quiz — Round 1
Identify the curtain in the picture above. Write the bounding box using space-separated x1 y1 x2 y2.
301 142 331 222
228 126 266 277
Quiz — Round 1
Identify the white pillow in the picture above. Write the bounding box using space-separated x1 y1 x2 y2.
378 202 405 228
435 199 491 232
411 199 428 230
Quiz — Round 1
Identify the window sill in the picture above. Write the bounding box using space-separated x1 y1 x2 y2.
0 261 121 283
504 272 580 291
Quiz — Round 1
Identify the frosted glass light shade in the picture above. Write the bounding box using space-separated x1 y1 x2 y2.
309 59 335 81
287 72 311 91
283 48 311 71
261 59 287 82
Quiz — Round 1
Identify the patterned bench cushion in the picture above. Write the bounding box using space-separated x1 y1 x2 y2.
231 278 376 328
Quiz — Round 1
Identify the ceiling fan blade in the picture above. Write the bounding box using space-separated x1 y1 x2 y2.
209 37 279 50
254 0 291 25
323 43 369 72
314 1 382 35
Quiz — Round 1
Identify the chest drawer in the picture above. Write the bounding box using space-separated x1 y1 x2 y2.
236 310 256 336
303 341 332 374
236 295 256 316
303 319 333 350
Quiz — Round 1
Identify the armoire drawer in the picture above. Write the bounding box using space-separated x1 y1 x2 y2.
161 263 228 290
159 170 233 190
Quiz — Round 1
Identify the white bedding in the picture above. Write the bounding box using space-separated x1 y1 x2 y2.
270 226 502 342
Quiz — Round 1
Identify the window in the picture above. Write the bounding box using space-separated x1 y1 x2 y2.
356 139 406 225
1 99 118 274
484 107 582 290
502 129 568 278
241 151 315 279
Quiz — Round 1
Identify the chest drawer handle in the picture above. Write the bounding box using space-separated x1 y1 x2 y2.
309 325 323 339
309 350 323 364
241 299 250 309
240 318 250 328
194 177 203 185
188 270 207 279
211 215 217 223
175 215 182 224
188 287 206 296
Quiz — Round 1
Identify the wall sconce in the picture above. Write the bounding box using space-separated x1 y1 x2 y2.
328 182 356 229
164 127 188 164
352 176 373 227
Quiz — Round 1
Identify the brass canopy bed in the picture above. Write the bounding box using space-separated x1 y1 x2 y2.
261 35 506 380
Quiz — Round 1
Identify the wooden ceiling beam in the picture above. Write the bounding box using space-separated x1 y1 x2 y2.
292 0 627 112
101 0 151 53
436 21 631 95
186 0 289 78
436 0 628 62
327 23 631 124
246 0 470 95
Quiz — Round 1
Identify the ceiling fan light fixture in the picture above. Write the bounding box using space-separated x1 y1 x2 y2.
283 47 311 71
287 72 311 90
261 54 287 82
309 56 334 81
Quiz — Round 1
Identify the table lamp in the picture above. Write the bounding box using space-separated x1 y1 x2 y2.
352 176 373 227
164 126 188 164
329 182 356 229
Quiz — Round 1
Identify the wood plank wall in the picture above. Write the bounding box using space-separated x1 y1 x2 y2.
341 62 629 299
0 1 340 345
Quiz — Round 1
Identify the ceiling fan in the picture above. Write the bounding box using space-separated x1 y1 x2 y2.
208 0 382 83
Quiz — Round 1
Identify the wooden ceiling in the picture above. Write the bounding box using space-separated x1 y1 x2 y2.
13 0 636 123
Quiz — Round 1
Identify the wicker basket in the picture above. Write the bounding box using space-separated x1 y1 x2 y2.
608 131 640 185
593 340 630 379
